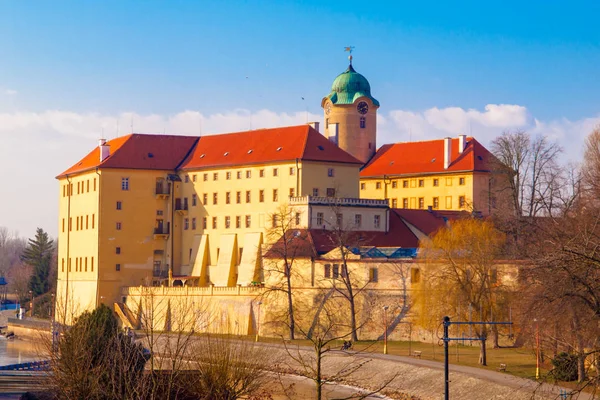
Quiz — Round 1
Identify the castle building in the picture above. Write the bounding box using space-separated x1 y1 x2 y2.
55 59 499 325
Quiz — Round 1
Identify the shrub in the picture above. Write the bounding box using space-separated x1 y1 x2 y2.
551 352 578 382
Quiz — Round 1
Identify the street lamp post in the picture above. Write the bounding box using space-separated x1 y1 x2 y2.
383 305 389 355
28 290 33 318
534 318 540 379
255 301 262 342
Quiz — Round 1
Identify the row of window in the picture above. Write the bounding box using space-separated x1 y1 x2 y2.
62 214 96 232
184 215 254 230
186 187 335 207
315 212 381 229
389 196 467 210
322 264 421 283
183 167 337 183
361 177 466 191
62 178 98 197
61 257 94 273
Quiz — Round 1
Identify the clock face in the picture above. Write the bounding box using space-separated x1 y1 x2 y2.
325 103 332 115
357 101 369 115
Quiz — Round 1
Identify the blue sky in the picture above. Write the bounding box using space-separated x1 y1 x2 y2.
1 1 600 237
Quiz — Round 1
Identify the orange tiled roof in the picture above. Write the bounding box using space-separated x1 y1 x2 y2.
392 208 470 236
57 134 199 178
179 125 362 170
360 137 497 177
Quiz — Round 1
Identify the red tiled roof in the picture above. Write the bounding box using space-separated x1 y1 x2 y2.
392 208 470 236
360 137 497 177
179 125 362 170
57 134 200 178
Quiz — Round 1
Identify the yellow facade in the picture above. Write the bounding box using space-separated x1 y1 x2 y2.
360 171 492 215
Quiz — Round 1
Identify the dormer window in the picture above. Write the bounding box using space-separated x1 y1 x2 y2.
360 117 366 129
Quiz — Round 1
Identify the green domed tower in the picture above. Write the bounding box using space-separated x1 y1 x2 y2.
321 58 379 164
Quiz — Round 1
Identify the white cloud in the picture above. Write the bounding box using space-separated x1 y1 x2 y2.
0 104 597 239
4 89 17 96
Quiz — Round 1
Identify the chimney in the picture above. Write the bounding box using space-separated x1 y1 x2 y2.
328 123 339 145
443 137 452 169
458 134 466 154
308 121 320 133
99 138 110 162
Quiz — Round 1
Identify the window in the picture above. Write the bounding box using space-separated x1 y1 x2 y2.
272 214 279 228
192 194 197 206
332 264 340 279
259 169 265 177
327 168 334 177
433 197 439 209
157 210 163 216
86 180 90 192
392 199 398 208
336 213 343 227
326 188 335 197
116 222 122 230
62 218 65 232
184 175 189 183
116 264 121 271
446 177 452 186
237 171 242 179
259 190 265 202
316 212 324 226
324 264 331 278
295 212 301 225
192 218 197 230
226 192 231 204
213 193 218 205
376 182 382 189
360 183 365 190
374 215 381 229
184 218 189 230
355 214 362 227
360 117 366 129
86 215 89 229
459 196 466 208
289 167 295 175
418 197 424 209
203 217 207 229
92 214 95 229
246 170 251 178
369 268 379 283
121 177 129 191
116 247 121 255
225 216 231 229
245 215 251 228
289 188 295 197
273 168 278 177
203 173 208 181
91 258 94 272
213 172 218 181
212 217 217 229
236 216 241 228
402 180 409 188
236 191 241 204
272 189 278 202
411 268 421 283
93 178 96 191
392 180 398 189
313 188 319 196
246 190 251 203
193 174 197 182
226 172 231 180
203 193 208 204
459 177 465 185
418 179 424 187
433 178 439 187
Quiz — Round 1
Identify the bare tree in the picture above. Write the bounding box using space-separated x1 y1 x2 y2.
263 204 310 340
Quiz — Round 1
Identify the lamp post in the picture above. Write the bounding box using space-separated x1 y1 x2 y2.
28 290 33 318
534 318 540 379
255 301 262 342
383 305 389 355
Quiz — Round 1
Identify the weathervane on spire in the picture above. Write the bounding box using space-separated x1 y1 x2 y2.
344 46 355 65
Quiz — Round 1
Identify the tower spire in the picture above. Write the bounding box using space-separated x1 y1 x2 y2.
344 46 355 66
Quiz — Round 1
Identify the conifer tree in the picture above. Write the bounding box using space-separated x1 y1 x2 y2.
20 227 54 296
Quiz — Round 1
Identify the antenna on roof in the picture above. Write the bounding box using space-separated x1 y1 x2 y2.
116 119 119 138
198 113 202 136
302 96 308 123
101 127 105 140
130 114 134 134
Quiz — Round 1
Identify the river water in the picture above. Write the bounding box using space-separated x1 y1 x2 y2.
0 339 41 366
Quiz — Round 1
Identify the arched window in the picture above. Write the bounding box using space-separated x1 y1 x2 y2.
360 117 366 129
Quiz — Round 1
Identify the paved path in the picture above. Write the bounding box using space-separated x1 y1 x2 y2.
252 341 596 400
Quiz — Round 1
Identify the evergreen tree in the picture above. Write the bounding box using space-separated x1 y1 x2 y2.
20 228 54 296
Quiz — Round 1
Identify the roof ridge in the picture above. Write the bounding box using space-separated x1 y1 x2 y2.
299 125 312 159
101 134 133 167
